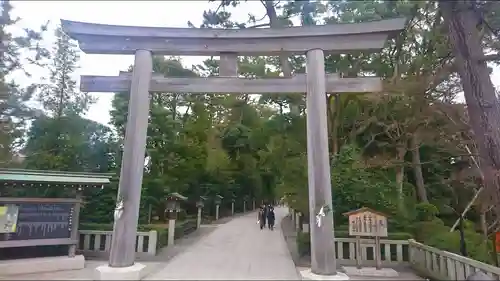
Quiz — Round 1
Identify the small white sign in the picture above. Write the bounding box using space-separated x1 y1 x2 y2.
316 206 326 228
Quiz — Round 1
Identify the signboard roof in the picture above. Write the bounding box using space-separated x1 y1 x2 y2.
343 207 388 218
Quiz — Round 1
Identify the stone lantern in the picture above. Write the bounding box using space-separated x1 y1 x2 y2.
230 195 236 216
214 195 223 220
165 192 187 246
243 195 249 212
196 196 207 229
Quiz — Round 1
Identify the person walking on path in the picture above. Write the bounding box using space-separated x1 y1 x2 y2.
258 205 267 230
267 206 275 230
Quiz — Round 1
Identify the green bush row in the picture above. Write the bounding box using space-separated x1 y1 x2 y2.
80 219 198 249
413 219 493 264
411 203 494 264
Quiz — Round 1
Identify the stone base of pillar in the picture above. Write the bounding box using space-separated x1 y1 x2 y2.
342 266 399 277
95 263 146 280
300 268 350 280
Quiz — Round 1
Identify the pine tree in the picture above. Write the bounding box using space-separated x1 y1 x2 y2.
0 0 48 167
38 26 94 118
24 25 97 171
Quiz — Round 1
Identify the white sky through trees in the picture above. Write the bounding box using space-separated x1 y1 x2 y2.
9 1 500 127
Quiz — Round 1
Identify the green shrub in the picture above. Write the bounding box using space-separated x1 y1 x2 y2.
335 225 349 232
425 229 492 264
388 214 413 232
412 219 448 242
415 203 439 221
80 222 114 231
385 232 414 240
412 217 493 265
297 232 311 256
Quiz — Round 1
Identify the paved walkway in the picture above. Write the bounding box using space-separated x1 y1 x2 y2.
145 207 299 280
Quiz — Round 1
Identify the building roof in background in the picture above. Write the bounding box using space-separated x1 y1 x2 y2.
0 168 113 185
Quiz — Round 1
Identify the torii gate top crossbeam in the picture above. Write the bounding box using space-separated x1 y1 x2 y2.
61 18 406 56
80 72 382 94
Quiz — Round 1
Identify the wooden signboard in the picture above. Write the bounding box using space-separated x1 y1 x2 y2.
343 207 389 270
344 207 388 237
0 197 83 261
0 203 73 241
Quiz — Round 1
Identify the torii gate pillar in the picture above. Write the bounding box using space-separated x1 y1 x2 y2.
303 49 342 277
96 50 152 279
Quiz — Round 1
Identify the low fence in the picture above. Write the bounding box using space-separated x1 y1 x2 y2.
409 239 500 280
78 220 199 258
334 237 409 267
78 230 157 258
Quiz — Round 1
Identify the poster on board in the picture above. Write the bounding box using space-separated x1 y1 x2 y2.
0 204 19 233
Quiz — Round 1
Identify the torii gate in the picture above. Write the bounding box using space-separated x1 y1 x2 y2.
62 18 405 280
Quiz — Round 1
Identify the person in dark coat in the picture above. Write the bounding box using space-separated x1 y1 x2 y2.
267 206 275 230
258 205 267 230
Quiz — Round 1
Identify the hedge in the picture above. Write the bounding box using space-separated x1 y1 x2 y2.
80 219 198 249
413 219 493 264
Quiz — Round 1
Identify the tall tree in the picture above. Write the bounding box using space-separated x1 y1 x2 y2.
38 26 92 118
24 25 97 171
0 0 48 167
439 0 500 219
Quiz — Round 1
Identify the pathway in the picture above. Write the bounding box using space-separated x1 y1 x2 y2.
145 207 299 280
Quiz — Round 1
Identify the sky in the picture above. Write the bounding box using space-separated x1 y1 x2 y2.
10 1 266 126
9 1 500 127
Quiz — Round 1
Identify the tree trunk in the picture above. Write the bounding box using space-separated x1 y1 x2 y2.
440 1 500 218
263 0 299 115
395 146 407 214
327 94 339 155
480 210 488 240
410 134 428 202
332 94 340 155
